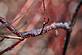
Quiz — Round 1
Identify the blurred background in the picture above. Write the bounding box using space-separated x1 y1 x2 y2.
0 0 82 55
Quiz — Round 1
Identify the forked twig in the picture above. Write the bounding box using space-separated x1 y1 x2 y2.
0 16 71 54
21 22 70 38
0 17 70 38
0 0 73 54
0 17 22 37
0 17 24 55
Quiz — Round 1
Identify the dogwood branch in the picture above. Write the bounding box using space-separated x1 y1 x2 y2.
0 17 22 37
0 17 71 39
0 16 71 54
21 21 71 38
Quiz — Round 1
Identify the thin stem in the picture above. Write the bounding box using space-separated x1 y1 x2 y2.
21 22 70 37
0 17 22 37
42 0 46 13
62 1 82 55
0 39 24 55
0 35 22 40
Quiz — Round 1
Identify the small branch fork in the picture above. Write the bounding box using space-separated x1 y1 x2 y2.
21 21 71 37
0 0 71 53
0 17 71 54
0 17 71 38
0 0 70 52
0 0 81 55
0 17 22 37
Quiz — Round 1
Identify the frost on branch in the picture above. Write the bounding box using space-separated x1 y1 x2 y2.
0 16 71 38
22 21 71 37
0 16 72 55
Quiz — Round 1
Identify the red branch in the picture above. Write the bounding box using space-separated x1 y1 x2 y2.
0 17 71 54
21 21 70 38
0 17 71 38
0 17 70 38
0 39 24 55
0 17 22 37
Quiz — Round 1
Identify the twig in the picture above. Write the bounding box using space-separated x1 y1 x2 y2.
0 17 24 55
0 16 71 38
62 1 82 55
0 39 24 55
0 16 71 55
0 17 22 37
0 35 22 40
21 22 71 38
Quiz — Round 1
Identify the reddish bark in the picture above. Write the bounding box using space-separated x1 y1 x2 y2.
0 0 82 55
